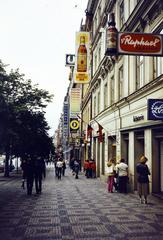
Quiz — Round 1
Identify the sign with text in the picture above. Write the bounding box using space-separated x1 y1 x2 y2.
148 99 163 120
70 88 81 118
118 32 163 56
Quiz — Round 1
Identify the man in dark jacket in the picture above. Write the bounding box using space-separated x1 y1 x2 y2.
34 156 46 194
73 160 80 179
25 155 35 195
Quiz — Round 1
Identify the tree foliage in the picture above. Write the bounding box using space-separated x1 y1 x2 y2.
0 60 54 176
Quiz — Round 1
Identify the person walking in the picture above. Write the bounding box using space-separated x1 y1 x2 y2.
34 156 46 194
62 160 66 176
116 158 128 193
106 158 115 193
54 157 58 177
56 158 63 180
73 160 80 179
25 155 34 195
136 155 150 204
21 159 27 189
91 159 96 178
84 160 90 178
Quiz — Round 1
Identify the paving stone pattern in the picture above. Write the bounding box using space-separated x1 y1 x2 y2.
0 167 163 240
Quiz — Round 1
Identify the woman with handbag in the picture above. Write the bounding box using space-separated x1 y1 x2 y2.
106 158 116 193
136 155 150 204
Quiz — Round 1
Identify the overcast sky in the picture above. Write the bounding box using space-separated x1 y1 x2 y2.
0 0 88 135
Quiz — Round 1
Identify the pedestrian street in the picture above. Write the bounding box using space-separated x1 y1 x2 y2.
0 167 163 240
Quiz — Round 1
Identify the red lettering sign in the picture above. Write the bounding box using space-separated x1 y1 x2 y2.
118 32 163 56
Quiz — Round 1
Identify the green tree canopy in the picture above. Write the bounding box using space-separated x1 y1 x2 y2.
0 60 54 176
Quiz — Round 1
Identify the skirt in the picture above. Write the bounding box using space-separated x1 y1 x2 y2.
137 182 149 196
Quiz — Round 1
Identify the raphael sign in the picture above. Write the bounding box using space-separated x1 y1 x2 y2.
118 32 163 56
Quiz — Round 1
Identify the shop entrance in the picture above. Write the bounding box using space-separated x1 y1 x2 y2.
108 136 116 161
134 131 144 190
101 136 105 175
121 133 129 164
160 141 163 192
152 128 163 193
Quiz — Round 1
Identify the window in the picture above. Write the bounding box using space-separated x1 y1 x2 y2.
93 96 96 117
94 16 97 35
153 29 163 78
136 56 144 89
154 57 163 78
120 0 125 28
97 91 100 114
94 54 97 72
119 66 123 99
110 76 114 105
98 46 101 65
97 4 101 25
104 83 108 109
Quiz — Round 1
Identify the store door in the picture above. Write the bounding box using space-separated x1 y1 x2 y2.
160 141 163 192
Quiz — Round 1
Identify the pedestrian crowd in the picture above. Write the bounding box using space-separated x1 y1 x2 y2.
21 149 150 205
106 154 150 204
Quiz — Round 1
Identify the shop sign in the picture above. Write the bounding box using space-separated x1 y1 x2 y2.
65 54 75 66
148 99 163 120
133 115 144 122
70 118 79 133
70 88 81 118
118 32 163 56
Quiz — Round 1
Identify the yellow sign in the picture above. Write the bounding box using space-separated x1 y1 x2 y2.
74 31 90 84
70 119 79 130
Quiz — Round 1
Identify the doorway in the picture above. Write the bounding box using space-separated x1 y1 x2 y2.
160 141 163 192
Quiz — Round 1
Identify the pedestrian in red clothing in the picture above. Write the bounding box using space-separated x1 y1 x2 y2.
84 160 90 178
90 159 96 178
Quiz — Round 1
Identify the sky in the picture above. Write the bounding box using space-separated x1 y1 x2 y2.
0 0 88 136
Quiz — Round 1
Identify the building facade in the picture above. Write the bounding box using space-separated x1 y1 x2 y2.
80 0 163 194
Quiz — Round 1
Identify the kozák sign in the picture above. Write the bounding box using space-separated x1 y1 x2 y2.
118 32 163 56
148 99 163 120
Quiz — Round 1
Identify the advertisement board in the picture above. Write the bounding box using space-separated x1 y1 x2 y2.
74 32 90 83
70 88 81 118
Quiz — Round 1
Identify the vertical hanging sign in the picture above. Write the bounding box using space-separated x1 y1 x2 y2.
74 32 90 84
70 88 81 118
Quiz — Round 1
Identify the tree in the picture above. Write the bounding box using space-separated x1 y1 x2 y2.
0 60 54 176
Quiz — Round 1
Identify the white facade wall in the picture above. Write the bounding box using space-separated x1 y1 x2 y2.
81 0 163 195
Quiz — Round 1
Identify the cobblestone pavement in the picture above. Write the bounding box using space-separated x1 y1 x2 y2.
0 166 163 240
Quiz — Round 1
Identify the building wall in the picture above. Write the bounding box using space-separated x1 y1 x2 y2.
83 0 163 194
